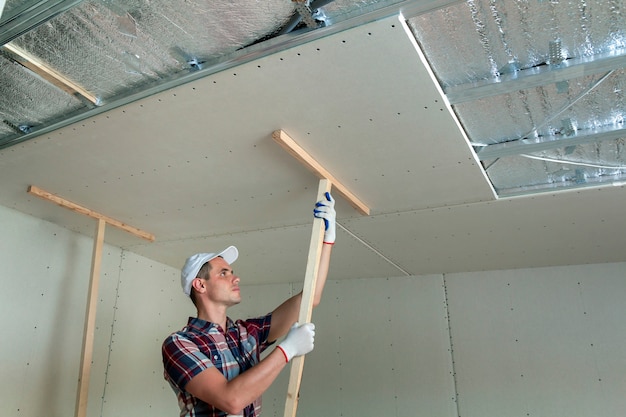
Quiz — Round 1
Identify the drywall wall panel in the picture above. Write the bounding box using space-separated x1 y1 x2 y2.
86 243 124 417
101 249 296 416
99 250 182 416
255 275 457 417
6 200 623 417
0 203 123 417
104 249 456 417
386 275 457 417
446 263 626 417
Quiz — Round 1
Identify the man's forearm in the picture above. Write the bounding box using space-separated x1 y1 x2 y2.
186 347 288 415
225 348 288 410
313 242 332 306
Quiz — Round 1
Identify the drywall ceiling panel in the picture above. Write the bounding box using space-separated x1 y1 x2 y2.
340 186 626 276
0 16 491 281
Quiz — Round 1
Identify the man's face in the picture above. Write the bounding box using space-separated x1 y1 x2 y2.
203 256 241 306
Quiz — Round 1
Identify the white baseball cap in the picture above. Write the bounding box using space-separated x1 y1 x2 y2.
180 246 239 296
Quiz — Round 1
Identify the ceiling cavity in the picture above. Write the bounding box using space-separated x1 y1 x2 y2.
1 0 625 197
406 0 626 196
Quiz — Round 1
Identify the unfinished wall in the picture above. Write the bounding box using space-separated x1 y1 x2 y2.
1 204 625 417
0 204 123 417
446 265 626 417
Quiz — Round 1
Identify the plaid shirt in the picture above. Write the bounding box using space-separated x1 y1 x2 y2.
162 314 274 417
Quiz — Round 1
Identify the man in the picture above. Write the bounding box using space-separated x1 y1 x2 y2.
162 192 336 417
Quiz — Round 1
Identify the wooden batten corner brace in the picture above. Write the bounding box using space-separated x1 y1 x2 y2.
272 130 370 216
27 185 155 242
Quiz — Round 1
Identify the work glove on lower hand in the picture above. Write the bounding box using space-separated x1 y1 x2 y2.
277 322 315 362
314 192 336 244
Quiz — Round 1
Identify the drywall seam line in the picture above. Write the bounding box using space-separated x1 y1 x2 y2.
336 221 411 276
123 199 511 251
123 200 503 251
442 273 461 417
98 249 124 417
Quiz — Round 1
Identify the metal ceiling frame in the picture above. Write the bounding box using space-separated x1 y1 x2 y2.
0 0 86 46
447 50 626 162
445 49 626 105
477 124 626 161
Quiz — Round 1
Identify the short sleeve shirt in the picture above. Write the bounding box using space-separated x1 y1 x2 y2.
162 314 274 417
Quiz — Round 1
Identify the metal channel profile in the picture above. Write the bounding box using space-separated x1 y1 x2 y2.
0 0 86 46
445 49 626 105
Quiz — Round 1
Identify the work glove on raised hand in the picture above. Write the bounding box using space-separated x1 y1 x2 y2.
277 322 315 362
314 192 336 244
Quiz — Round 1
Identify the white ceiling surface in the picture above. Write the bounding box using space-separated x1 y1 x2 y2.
1 16 625 285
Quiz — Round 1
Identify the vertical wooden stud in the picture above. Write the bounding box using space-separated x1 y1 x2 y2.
75 218 106 417
284 178 332 417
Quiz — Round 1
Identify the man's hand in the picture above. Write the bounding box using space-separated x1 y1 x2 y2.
314 192 336 244
277 323 315 362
